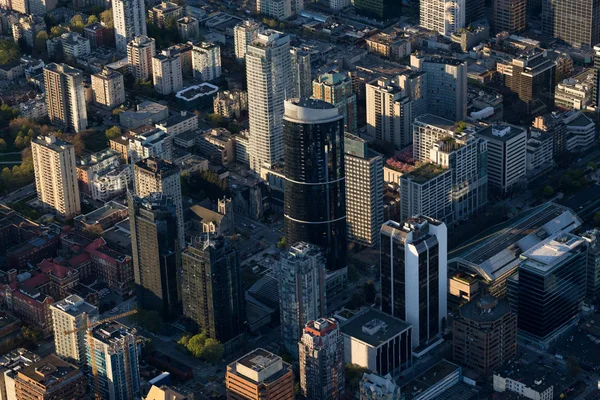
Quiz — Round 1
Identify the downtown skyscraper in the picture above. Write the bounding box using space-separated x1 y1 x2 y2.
246 30 292 173
181 236 246 345
283 99 347 271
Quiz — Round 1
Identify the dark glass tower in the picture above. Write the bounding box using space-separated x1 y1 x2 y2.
507 233 586 347
354 0 401 20
129 192 181 318
181 236 246 344
283 98 347 271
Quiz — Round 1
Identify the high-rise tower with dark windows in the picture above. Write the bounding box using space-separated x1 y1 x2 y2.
181 236 246 345
129 192 181 318
283 98 347 271
380 217 447 351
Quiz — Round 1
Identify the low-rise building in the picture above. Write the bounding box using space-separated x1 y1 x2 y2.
119 101 169 129
148 1 183 27
76 149 121 195
402 360 464 400
60 32 91 59
365 32 411 62
19 94 47 120
493 362 557 400
196 128 235 164
0 348 40 400
85 238 133 295
341 308 412 377
14 354 86 399
555 73 594 111
175 83 219 110
74 201 128 232
359 373 400 400
563 111 595 152
213 89 248 119
526 129 554 178
177 16 199 40
156 111 198 136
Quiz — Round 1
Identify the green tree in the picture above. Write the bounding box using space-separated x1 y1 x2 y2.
277 237 286 249
363 281 376 305
21 326 42 344
34 31 49 53
542 185 554 198
588 161 598 170
186 333 207 357
70 15 85 33
200 338 224 363
105 126 122 140
594 211 600 227
177 333 193 346
100 9 114 28
0 139 7 152
50 25 66 38
0 40 21 65
345 364 369 393
86 15 98 25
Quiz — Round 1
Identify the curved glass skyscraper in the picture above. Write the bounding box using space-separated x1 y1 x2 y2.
283 98 347 270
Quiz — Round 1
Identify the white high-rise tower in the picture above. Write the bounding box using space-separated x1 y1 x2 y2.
113 0 147 52
246 30 292 173
420 0 465 37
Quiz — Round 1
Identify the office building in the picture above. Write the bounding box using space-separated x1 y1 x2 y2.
134 157 184 248
420 0 465 36
594 45 600 109
493 0 527 33
359 373 400 400
526 129 554 178
14 355 86 400
365 77 412 148
283 99 347 271
113 0 147 52
234 20 262 61
542 0 600 47
354 0 401 20
493 364 557 400
411 115 488 223
465 0 484 24
247 30 292 173
290 48 312 99
476 123 527 195
152 49 183 95
87 322 140 400
177 16 199 40
299 319 345 400
453 295 517 377
50 295 98 366
192 42 221 82
312 71 358 134
399 163 453 223
181 236 245 344
279 242 326 357
496 48 556 113
43 63 87 133
450 202 582 298
31 135 81 220
226 348 294 400
341 308 412 376
344 133 383 247
127 35 156 81
91 68 125 109
583 229 600 303
148 1 183 27
380 217 447 351
507 233 587 349
563 110 596 152
129 193 181 317
411 55 467 121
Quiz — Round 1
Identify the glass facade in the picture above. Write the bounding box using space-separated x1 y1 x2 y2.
283 102 347 271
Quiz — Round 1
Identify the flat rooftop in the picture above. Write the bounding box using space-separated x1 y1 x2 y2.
521 232 585 272
18 354 80 386
236 348 280 371
402 360 460 399
75 201 126 225
340 308 411 348
52 294 97 317
176 83 219 101
450 203 581 282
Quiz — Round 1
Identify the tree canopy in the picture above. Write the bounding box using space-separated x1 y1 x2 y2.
0 40 21 65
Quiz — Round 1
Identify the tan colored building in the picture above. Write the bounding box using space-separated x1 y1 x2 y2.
493 0 526 34
145 385 193 399
91 67 125 109
44 63 87 133
127 35 156 81
14 354 87 400
152 49 183 95
31 135 81 220
226 348 294 400
148 1 183 27
134 157 184 248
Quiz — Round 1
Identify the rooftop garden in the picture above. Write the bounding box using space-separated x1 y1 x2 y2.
404 163 448 184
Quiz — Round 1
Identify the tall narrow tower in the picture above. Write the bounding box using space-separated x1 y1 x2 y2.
283 99 347 271
113 0 147 52
246 30 292 173
44 63 88 133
